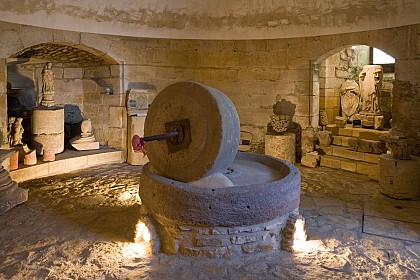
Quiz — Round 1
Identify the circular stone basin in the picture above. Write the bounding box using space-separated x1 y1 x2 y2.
139 152 301 227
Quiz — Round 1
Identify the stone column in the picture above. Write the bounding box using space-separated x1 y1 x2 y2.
265 133 296 164
392 58 420 154
378 57 420 195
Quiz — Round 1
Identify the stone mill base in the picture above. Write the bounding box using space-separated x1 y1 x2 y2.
149 209 298 258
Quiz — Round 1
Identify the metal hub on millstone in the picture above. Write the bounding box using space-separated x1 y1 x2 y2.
144 82 240 182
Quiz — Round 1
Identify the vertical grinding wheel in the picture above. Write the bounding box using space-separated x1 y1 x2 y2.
144 82 240 182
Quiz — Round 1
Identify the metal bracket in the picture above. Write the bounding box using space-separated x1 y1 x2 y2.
165 119 191 153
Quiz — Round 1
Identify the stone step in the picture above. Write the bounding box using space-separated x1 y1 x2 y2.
319 154 379 180
325 125 389 141
316 145 381 164
10 147 122 183
331 135 352 147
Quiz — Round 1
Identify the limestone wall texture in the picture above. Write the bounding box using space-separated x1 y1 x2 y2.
0 22 419 155
0 0 419 40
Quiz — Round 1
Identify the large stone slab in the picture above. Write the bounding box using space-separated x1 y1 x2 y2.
348 138 387 154
363 216 420 243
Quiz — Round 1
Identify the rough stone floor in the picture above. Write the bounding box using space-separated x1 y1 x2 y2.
0 163 419 280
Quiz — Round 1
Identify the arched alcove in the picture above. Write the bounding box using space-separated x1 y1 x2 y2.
311 45 395 129
4 42 124 154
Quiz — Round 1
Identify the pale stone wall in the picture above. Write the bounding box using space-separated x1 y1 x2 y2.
319 52 343 122
0 22 419 156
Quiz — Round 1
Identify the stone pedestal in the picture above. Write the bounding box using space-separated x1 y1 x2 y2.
31 107 64 155
0 150 28 215
265 133 296 164
127 115 149 165
379 154 420 200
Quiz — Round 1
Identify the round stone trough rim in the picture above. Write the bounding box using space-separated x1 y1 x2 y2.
139 152 301 227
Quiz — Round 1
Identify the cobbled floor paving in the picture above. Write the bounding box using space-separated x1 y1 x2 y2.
0 163 419 279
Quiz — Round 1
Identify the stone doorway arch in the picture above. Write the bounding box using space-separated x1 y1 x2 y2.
310 45 395 130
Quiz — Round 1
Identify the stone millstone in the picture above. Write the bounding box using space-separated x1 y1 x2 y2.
144 82 240 182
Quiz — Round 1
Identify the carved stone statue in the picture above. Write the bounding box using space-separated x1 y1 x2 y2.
41 62 55 107
8 117 15 146
70 119 99 150
270 115 290 134
80 118 93 137
11 118 24 146
340 80 360 121
359 65 383 115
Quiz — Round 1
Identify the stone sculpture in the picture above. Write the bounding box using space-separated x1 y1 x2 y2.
340 80 360 121
319 110 328 128
41 62 55 107
8 117 15 146
32 61 64 155
11 118 24 146
70 119 99 150
359 65 383 116
270 115 290 134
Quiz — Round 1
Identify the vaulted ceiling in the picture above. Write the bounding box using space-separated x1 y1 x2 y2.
0 0 419 40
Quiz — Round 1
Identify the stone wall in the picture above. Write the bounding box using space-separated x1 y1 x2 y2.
319 45 371 123
149 209 297 258
0 22 419 156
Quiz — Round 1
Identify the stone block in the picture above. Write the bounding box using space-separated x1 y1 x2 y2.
340 160 357 172
11 164 49 182
316 131 333 146
65 156 88 172
64 68 83 79
333 147 365 161
379 154 420 199
316 145 333 155
107 127 125 148
320 156 341 169
332 136 342 146
348 138 387 154
325 97 339 108
82 80 99 93
0 30 23 57
80 33 113 57
356 162 379 178
301 153 320 168
265 133 296 164
19 25 53 49
341 136 351 147
109 107 123 128
87 151 122 166
48 160 66 174
84 66 111 79
364 153 380 164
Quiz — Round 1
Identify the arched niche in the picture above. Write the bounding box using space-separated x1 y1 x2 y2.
311 45 395 129
3 42 124 151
